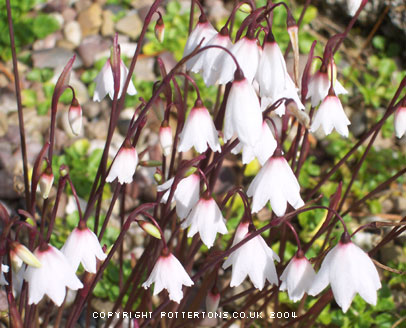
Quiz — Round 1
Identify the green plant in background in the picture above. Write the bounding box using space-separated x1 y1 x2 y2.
51 139 110 199
0 0 60 60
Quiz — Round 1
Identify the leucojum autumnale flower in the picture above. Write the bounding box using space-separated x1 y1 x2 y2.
3 0 406 326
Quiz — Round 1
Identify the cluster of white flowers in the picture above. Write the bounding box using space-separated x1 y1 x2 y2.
1 225 106 307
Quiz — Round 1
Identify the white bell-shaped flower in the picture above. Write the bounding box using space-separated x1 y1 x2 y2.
178 101 221 154
280 252 316 302
221 36 260 84
0 264 9 285
224 74 263 147
202 28 233 86
142 250 194 303
247 154 304 216
222 221 280 290
24 244 83 306
68 98 82 136
310 94 351 137
181 195 228 248
93 59 137 102
62 223 107 273
159 124 173 156
308 233 381 313
306 70 348 107
232 120 277 165
158 173 200 219
106 142 138 184
184 18 217 73
256 38 288 99
394 105 406 138
347 0 362 15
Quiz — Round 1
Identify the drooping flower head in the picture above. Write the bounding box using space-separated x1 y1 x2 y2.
39 165 54 199
106 140 138 184
178 100 221 154
184 15 217 73
221 36 260 84
222 221 280 290
310 92 351 137
159 122 173 156
24 244 83 306
158 173 200 219
202 27 233 86
61 221 107 273
142 250 194 303
247 153 304 216
308 232 381 313
224 70 263 148
394 103 406 138
68 97 82 136
93 35 136 102
181 194 228 248
280 250 316 302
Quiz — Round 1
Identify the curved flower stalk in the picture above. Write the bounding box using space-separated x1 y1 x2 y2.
62 222 107 273
24 244 83 306
181 195 227 248
142 250 194 303
93 59 137 102
106 141 138 184
310 93 351 137
247 154 304 216
280 252 316 302
308 233 381 313
184 16 217 73
158 173 200 219
222 221 279 290
224 74 263 148
178 101 221 153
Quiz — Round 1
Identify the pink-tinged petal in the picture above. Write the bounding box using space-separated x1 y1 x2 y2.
395 107 406 138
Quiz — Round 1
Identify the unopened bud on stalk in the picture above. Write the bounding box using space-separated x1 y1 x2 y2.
185 166 197 177
159 122 173 157
287 14 299 86
10 242 42 268
155 16 165 43
68 97 82 136
239 3 252 13
206 287 220 312
139 160 162 167
60 165 69 177
138 221 161 240
39 166 54 199
154 169 163 184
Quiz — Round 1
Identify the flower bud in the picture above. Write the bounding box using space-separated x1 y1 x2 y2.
394 104 406 138
159 122 173 157
239 3 252 13
68 97 82 136
138 221 161 240
10 242 42 268
155 16 165 43
154 169 163 184
39 167 54 199
206 288 220 312
287 25 299 86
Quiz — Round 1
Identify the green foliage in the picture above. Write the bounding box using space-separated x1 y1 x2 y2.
52 139 111 199
0 0 60 60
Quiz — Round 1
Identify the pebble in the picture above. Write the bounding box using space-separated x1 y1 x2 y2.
101 10 115 36
78 3 103 37
77 35 111 67
64 21 82 47
32 48 82 69
116 13 143 40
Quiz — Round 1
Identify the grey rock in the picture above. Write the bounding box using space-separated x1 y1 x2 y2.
101 10 115 37
0 170 19 199
64 21 82 47
77 35 111 67
32 48 82 69
134 56 156 82
116 13 143 40
0 90 17 114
